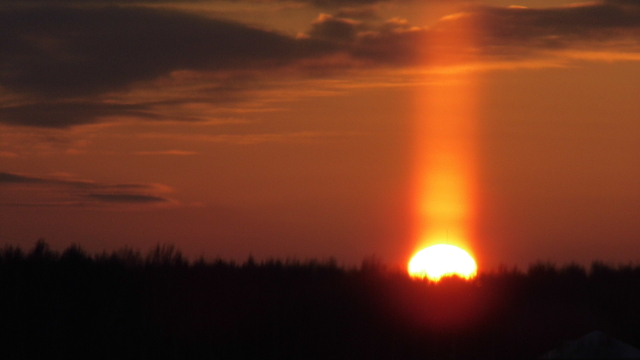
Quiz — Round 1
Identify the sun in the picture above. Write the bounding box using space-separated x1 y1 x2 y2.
408 244 477 281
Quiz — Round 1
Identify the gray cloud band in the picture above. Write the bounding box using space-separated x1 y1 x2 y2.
0 171 172 205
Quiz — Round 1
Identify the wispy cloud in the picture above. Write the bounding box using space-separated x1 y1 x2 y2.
134 150 198 155
0 172 46 184
86 193 168 203
138 131 361 145
0 101 157 128
0 171 175 207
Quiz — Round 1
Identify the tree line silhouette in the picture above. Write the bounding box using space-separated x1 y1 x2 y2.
1 240 640 359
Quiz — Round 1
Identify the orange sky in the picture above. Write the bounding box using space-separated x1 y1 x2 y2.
1 0 640 270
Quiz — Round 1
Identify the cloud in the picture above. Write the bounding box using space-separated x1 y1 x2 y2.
0 0 407 6
3 2 640 128
0 101 156 128
86 193 168 203
606 0 640 5
299 0 391 10
333 7 379 20
318 2 640 67
308 14 364 42
0 172 46 184
134 150 198 156
0 171 174 206
0 6 322 98
470 3 640 51
138 131 359 145
0 5 338 127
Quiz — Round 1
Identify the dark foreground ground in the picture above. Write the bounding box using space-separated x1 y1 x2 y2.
1 241 640 359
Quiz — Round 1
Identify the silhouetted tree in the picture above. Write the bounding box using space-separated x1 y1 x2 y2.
2 240 640 359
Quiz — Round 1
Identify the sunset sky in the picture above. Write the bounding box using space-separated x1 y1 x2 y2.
1 0 640 270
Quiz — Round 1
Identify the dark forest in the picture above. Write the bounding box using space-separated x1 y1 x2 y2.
2 240 640 359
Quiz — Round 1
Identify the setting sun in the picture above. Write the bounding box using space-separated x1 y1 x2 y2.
408 244 477 281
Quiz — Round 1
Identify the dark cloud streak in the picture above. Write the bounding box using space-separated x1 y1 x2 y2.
87 193 168 203
0 172 47 183
0 0 403 6
0 6 319 98
0 102 156 128
0 171 173 206
474 3 640 48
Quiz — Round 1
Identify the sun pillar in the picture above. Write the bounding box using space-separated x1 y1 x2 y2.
412 14 479 256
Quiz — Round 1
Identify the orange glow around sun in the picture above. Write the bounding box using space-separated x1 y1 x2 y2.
409 13 480 277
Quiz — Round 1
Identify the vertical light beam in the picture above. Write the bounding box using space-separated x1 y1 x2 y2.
412 14 479 257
